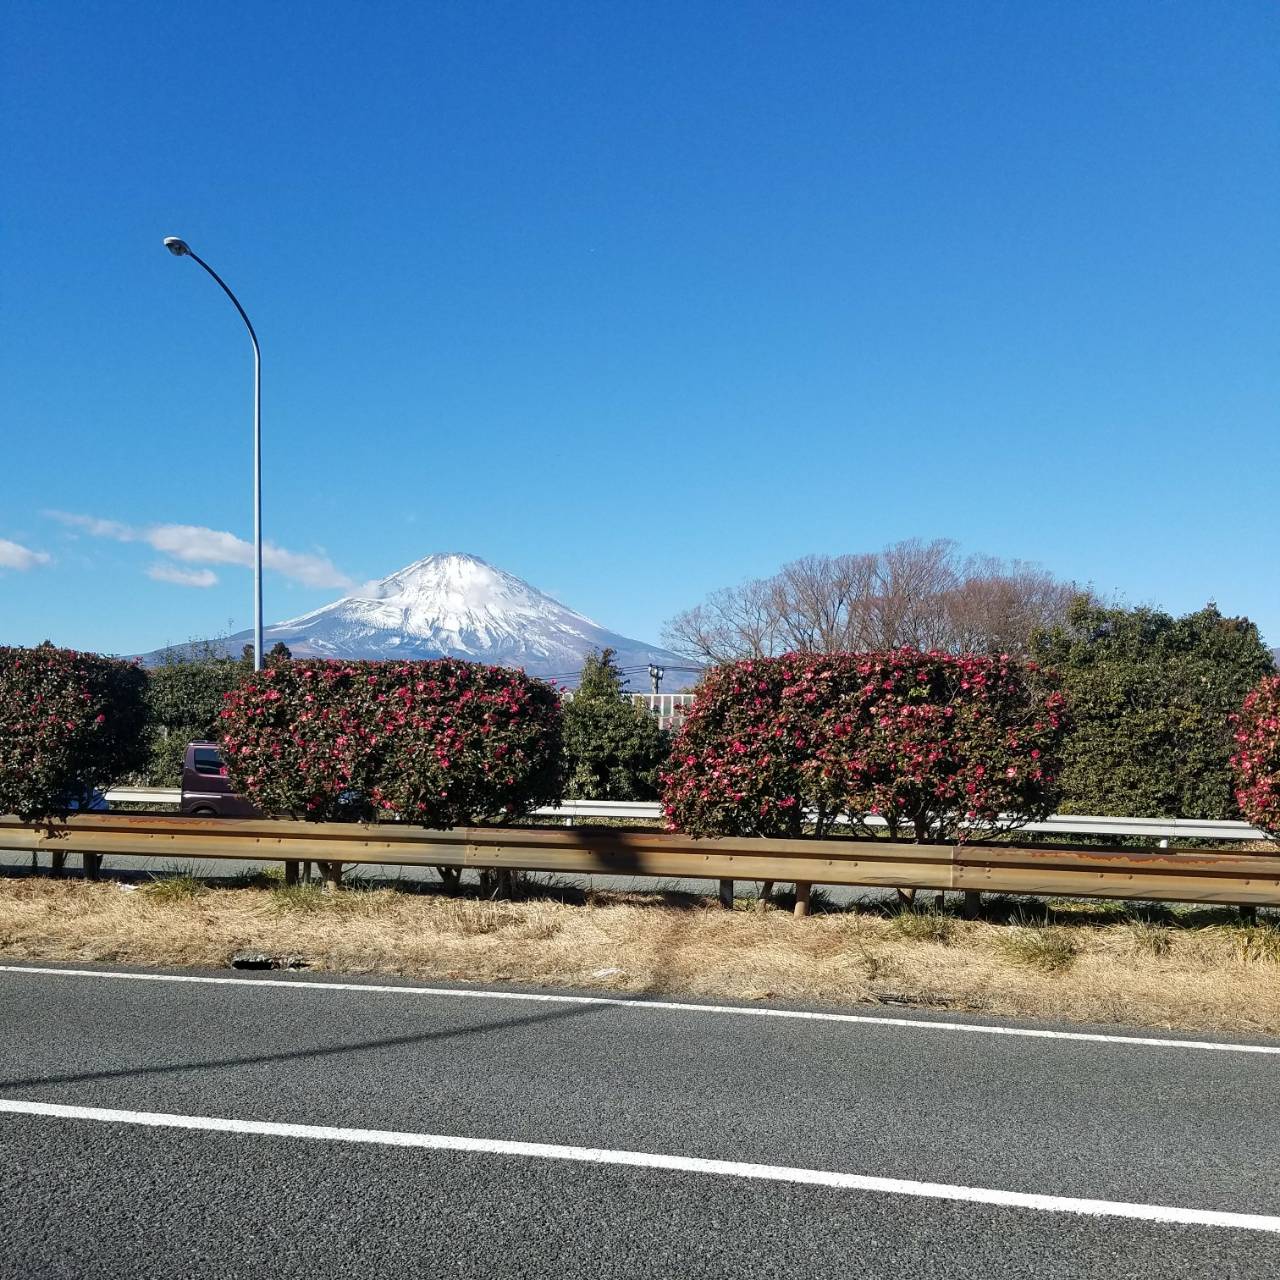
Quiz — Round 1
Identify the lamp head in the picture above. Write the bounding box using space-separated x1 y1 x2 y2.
163 237 191 257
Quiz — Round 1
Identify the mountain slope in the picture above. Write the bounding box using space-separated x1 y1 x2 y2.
143 553 695 687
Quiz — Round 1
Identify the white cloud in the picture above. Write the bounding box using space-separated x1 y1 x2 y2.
147 563 219 588
146 523 251 565
0 539 51 571
44 511 135 540
148 524 353 589
44 511 353 590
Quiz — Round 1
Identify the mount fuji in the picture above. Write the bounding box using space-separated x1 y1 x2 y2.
143 553 695 688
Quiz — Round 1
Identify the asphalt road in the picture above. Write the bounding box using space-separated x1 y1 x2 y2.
2 963 1279 1278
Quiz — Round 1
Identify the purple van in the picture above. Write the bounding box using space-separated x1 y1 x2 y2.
180 741 260 818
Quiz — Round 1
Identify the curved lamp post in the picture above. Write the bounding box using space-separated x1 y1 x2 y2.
163 237 263 671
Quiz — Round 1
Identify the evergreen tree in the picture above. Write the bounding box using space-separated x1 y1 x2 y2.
562 649 669 800
1031 599 1276 818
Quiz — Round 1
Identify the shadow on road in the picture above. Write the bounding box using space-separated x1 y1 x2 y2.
0 1000 612 1092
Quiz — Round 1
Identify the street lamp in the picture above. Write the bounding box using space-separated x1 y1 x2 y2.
163 237 263 671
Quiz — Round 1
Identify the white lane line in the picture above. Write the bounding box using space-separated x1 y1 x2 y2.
1 963 1277 1057
1 1097 1276 1233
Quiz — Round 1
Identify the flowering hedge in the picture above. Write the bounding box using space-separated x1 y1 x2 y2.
1231 674 1280 836
0 644 148 822
662 650 1067 841
217 657 564 825
657 655 843 838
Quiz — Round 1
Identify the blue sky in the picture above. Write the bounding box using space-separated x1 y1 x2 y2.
2 0 1277 655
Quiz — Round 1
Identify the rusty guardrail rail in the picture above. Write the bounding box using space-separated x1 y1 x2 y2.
3 813 1278 915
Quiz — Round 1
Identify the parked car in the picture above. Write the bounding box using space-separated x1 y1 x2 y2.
180 741 260 818
64 788 109 812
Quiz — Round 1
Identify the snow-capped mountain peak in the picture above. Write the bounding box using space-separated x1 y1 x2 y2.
348 552 600 632
280 552 602 658
145 552 691 687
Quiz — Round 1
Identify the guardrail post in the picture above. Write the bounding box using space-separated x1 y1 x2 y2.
718 878 734 909
794 882 811 918
757 880 774 909
284 860 299 887
1240 904 1258 924
322 860 342 891
963 890 982 919
83 853 102 882
50 850 66 878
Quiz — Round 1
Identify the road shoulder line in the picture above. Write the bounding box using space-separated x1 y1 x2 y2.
1 963 1277 1055
2 1097 1277 1233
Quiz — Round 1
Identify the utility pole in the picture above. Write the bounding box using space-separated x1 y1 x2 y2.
648 664 664 695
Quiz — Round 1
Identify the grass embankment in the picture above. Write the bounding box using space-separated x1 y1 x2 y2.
1 871 1277 1036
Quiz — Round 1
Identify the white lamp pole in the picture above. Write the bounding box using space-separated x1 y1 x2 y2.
163 237 263 671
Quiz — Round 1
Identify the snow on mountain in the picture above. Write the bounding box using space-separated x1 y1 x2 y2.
143 553 696 688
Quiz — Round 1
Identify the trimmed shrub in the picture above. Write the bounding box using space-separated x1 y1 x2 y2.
0 644 148 821
661 650 1067 841
811 650 1068 841
217 658 564 825
660 654 847 838
1232 674 1280 836
1031 600 1275 818
563 649 668 800
143 653 248 785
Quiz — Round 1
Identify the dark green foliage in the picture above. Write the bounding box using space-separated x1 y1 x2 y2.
562 650 668 800
1031 599 1276 819
143 652 246 785
0 645 148 821
240 640 293 665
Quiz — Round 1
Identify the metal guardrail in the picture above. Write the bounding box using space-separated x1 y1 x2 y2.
1016 814 1268 841
103 786 182 806
537 802 1269 842
103 787 1270 842
5 813 1279 912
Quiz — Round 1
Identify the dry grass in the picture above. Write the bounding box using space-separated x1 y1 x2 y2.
2 875 1279 1036
994 926 1077 973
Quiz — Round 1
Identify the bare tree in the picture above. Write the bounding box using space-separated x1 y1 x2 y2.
767 553 879 652
663 540 1081 662
663 576 786 664
943 556 1082 656
865 538 960 651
